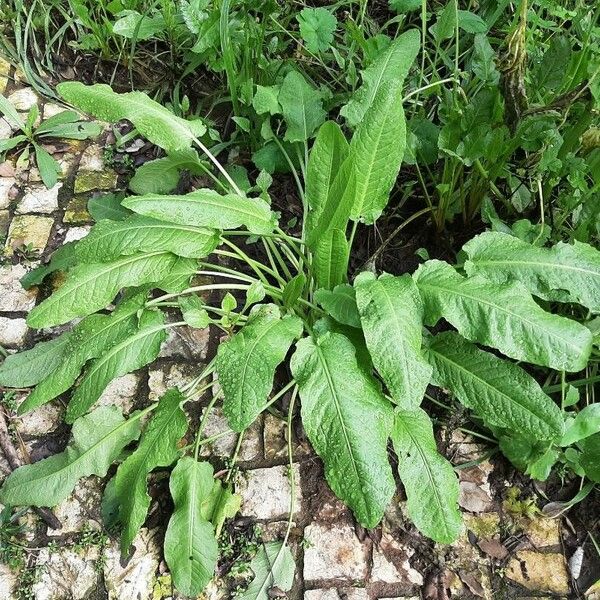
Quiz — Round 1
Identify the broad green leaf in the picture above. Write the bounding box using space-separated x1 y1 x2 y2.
128 149 206 195
75 216 220 262
413 260 593 372
66 310 166 423
341 29 420 128
164 458 219 596
278 71 326 143
0 334 73 388
305 121 349 239
27 252 177 328
349 80 407 223
425 332 564 440
314 284 360 328
297 7 337 53
18 294 144 414
463 232 600 313
57 83 206 153
116 389 188 551
122 189 277 235
561 405 600 446
20 242 78 289
580 434 600 483
291 333 395 527
112 11 165 39
240 542 295 600
88 193 133 222
0 406 140 507
391 408 462 543
216 305 303 432
354 272 431 407
313 228 349 291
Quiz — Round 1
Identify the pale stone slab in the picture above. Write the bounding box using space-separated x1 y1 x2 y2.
16 183 61 214
0 316 27 346
8 87 39 111
0 264 37 310
303 522 369 582
33 547 101 600
104 528 160 600
238 464 301 520
5 214 53 253
63 225 91 243
506 551 569 595
0 177 16 209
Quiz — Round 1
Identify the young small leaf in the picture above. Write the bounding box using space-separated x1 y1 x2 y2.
391 408 462 543
164 458 219 596
282 274 306 308
561 405 600 446
414 260 593 372
123 189 277 235
116 389 188 551
0 406 140 507
297 7 337 53
216 305 303 432
354 272 431 407
291 333 395 527
179 296 211 329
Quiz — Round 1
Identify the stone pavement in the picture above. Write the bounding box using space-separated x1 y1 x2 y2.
0 60 582 599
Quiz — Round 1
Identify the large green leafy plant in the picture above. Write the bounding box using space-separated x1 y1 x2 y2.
1 29 599 595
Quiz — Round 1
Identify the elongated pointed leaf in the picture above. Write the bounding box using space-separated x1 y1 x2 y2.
27 252 177 328
278 71 326 142
216 305 303 432
122 189 277 235
240 542 295 600
341 29 420 128
19 295 144 414
57 83 206 153
349 80 407 223
116 389 187 551
314 284 360 328
164 458 219 596
391 408 461 543
291 333 395 527
561 405 600 446
75 216 220 262
0 406 140 507
20 242 78 289
0 334 72 388
464 232 600 313
425 332 564 440
66 310 166 423
354 272 431 407
313 228 349 290
413 260 592 372
305 121 349 239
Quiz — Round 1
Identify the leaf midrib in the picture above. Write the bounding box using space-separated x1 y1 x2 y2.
472 257 600 279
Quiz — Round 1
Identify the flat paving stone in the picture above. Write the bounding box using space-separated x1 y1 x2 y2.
0 316 28 346
0 263 38 311
7 87 39 111
238 464 301 520
5 214 53 254
0 176 16 209
303 522 369 582
16 183 62 214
